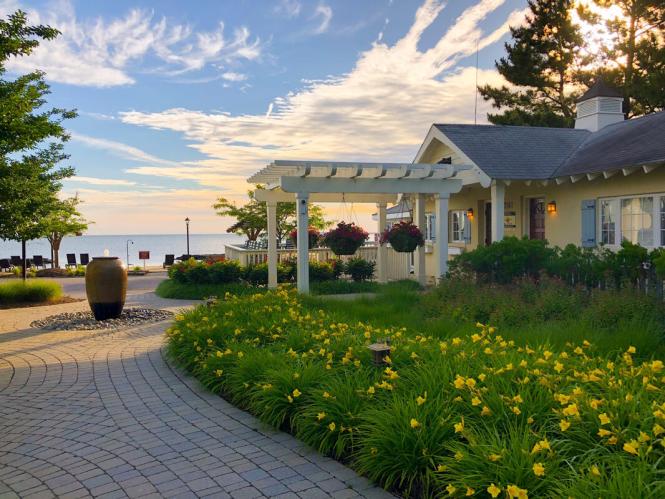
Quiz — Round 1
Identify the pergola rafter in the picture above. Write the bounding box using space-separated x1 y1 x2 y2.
248 160 472 293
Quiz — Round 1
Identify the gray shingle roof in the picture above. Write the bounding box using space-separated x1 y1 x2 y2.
554 111 665 176
434 110 665 180
434 124 590 179
577 79 622 102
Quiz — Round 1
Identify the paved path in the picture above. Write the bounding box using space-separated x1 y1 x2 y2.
0 316 392 498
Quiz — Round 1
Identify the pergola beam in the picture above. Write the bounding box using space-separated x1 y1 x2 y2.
280 177 463 195
254 189 397 204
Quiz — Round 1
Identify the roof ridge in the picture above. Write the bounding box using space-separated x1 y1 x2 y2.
435 123 587 132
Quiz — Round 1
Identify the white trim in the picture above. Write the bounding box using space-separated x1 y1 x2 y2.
449 210 466 243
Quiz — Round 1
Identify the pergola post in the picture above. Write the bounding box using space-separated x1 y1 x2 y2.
376 202 387 283
435 194 449 280
267 201 278 289
296 193 310 294
490 180 505 242
414 194 427 285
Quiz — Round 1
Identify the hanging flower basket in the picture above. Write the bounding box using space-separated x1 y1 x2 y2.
380 221 425 253
289 227 320 248
322 222 369 256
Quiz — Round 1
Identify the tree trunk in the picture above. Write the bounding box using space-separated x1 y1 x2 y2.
21 239 27 281
51 236 62 268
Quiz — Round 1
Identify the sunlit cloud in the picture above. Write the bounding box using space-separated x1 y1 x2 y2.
0 0 262 87
121 0 523 187
67 176 137 187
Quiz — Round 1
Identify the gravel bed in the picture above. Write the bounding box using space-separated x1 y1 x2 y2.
31 307 174 331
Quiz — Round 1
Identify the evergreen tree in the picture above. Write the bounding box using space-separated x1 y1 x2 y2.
584 1 665 117
0 10 76 278
479 0 583 127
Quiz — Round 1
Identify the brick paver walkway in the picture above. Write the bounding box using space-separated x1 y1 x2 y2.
0 320 392 499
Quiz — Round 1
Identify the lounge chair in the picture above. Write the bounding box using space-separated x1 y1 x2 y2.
80 253 90 266
163 254 175 268
32 255 44 269
0 259 10 272
65 253 77 268
10 256 21 267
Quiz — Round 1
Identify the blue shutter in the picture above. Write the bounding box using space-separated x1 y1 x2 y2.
581 200 596 247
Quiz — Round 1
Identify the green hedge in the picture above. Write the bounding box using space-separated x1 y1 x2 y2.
0 280 62 304
451 237 665 288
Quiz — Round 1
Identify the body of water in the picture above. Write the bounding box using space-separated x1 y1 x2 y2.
0 234 245 267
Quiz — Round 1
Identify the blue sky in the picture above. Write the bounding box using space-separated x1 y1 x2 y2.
1 0 528 234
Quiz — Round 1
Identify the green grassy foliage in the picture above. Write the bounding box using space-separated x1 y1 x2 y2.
167 288 665 497
0 279 62 304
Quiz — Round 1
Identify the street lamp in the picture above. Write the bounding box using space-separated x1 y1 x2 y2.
126 239 134 266
185 217 191 257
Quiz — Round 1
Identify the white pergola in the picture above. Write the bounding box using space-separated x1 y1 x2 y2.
249 160 471 293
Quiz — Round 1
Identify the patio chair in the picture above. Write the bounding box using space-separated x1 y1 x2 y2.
0 259 10 272
65 253 77 268
32 255 44 269
10 256 21 267
80 253 90 266
163 254 175 268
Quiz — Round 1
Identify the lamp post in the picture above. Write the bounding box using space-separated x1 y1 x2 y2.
126 239 134 266
185 217 190 258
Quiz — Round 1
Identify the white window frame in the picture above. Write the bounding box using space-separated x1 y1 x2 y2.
425 213 436 242
450 210 466 243
597 192 664 249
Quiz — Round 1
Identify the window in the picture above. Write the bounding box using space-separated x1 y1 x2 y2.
621 196 653 246
450 211 466 243
600 200 616 245
425 214 436 241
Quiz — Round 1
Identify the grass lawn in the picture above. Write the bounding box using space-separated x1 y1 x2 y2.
167 282 665 498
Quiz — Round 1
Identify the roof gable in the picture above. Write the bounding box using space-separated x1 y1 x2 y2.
434 124 590 179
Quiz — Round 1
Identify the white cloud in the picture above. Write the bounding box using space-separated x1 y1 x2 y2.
221 71 247 82
311 3 333 35
121 0 521 194
0 0 262 87
71 133 179 166
67 176 136 186
274 0 302 18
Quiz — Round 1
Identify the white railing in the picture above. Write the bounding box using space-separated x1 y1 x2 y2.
224 243 412 281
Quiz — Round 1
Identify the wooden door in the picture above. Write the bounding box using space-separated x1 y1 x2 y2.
529 198 546 240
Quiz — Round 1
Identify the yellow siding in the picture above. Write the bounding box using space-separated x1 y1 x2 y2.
420 168 665 276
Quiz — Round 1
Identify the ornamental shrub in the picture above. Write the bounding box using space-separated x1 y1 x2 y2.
345 257 376 282
0 279 62 303
309 261 336 282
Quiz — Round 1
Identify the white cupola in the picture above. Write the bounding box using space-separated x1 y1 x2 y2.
574 80 624 132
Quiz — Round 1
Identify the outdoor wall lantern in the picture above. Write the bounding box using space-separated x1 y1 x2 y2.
547 201 557 214
466 208 474 220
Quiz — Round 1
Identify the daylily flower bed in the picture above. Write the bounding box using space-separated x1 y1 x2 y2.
167 288 665 498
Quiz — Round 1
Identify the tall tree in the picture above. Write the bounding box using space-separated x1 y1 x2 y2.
214 189 330 242
0 10 76 278
43 197 90 268
479 0 584 127
583 0 665 117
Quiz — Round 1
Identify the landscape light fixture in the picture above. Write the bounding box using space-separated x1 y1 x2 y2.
185 217 191 257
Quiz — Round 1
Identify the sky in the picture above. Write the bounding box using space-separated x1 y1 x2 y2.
1 0 530 235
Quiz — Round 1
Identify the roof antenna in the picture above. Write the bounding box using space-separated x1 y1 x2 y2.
474 36 480 125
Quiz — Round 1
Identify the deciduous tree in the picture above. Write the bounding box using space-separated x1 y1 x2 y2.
0 10 76 278
43 197 90 268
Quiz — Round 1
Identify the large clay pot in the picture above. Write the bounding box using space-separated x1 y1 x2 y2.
85 257 127 320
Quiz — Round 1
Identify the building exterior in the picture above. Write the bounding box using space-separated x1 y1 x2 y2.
241 81 665 291
411 81 665 278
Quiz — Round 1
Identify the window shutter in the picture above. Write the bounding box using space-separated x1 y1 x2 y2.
463 213 471 243
581 200 596 247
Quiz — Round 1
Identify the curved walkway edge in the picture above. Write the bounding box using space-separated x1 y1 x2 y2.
0 319 394 499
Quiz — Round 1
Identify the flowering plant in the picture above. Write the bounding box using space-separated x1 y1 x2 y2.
289 227 320 248
380 220 425 253
322 222 369 255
